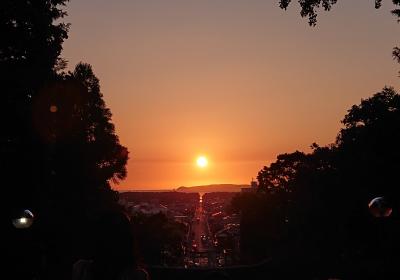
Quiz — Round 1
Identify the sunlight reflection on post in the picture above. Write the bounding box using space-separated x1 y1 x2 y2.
368 197 392 218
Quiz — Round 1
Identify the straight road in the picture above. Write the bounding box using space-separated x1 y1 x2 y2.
187 193 215 267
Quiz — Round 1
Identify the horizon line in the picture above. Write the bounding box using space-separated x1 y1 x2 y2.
116 183 252 191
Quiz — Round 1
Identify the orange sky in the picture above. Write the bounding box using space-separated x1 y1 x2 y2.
62 1 399 190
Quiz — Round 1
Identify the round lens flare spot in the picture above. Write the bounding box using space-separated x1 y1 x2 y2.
50 105 58 113
196 156 208 168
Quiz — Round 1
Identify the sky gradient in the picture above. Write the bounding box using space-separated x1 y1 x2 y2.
62 0 399 190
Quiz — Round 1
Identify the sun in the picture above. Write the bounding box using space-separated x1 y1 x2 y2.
196 156 208 168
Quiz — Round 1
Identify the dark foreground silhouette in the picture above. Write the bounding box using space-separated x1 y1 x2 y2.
72 211 148 280
3 1 400 280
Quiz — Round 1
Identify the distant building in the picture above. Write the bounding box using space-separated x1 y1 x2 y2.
129 202 168 216
215 224 240 265
251 178 257 189
241 178 257 193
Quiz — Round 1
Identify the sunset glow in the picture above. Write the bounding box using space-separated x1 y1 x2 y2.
196 156 208 168
62 1 400 190
7 0 400 274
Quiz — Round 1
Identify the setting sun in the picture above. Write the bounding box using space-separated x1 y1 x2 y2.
196 156 208 168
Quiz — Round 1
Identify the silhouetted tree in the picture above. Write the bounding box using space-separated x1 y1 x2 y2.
257 151 308 193
336 87 400 206
278 0 400 26
132 212 186 266
2 1 70 278
1 1 129 279
234 87 400 277
279 0 400 77
1 0 70 211
28 62 129 279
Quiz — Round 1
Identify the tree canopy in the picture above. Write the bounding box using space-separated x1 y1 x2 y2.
279 0 400 75
2 1 129 278
1 0 128 217
233 87 400 276
279 0 400 26
2 0 70 213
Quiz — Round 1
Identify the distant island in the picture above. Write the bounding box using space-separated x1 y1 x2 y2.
176 184 249 193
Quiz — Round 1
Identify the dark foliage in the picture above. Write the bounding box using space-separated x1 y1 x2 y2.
1 1 129 279
279 1 400 76
279 0 399 26
233 87 400 277
132 212 186 266
279 0 337 26
1 0 70 212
